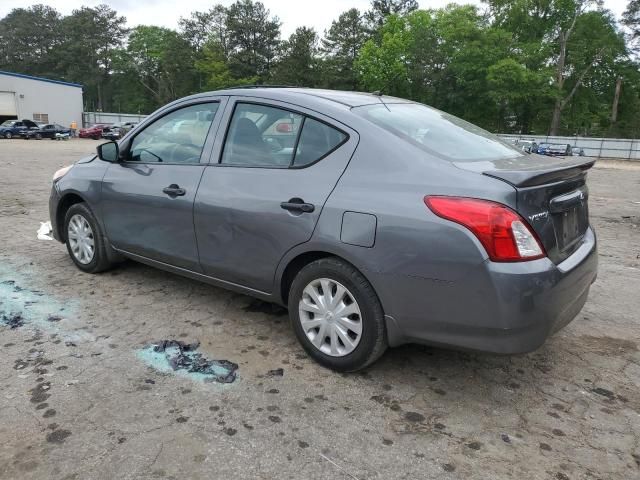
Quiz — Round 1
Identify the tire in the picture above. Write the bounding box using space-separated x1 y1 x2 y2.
288 257 387 372
63 203 113 273
5 132 12 139
35 133 42 140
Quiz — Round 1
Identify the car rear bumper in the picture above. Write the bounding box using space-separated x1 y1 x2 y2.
375 227 598 353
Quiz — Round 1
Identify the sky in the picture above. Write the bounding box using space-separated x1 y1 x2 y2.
0 0 631 37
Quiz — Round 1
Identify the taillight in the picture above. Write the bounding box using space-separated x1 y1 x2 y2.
424 196 545 262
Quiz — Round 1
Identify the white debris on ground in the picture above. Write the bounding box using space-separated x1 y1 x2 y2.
37 221 53 240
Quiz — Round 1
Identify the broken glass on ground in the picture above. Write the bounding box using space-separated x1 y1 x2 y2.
1 313 24 329
138 340 238 384
0 275 74 334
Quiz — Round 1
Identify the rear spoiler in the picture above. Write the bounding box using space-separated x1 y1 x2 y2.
482 159 595 188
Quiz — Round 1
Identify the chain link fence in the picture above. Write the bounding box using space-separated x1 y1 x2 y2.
498 134 640 160
82 111 147 127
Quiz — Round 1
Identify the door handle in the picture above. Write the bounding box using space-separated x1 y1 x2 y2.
162 184 186 197
280 198 315 213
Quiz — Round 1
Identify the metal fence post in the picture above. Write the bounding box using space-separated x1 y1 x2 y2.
599 138 604 158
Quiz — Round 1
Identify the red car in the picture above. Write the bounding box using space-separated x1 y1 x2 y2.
79 124 108 140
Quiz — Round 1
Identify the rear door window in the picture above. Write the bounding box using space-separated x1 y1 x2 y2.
293 118 347 167
221 103 303 167
221 102 347 168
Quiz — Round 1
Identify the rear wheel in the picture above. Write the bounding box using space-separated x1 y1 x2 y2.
35 133 42 140
64 203 113 273
288 258 387 372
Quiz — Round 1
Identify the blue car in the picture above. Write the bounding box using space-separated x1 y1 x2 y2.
0 119 39 139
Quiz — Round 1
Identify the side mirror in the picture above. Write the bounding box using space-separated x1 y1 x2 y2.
97 141 119 162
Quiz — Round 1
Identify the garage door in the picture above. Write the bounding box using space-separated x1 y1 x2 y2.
0 92 17 116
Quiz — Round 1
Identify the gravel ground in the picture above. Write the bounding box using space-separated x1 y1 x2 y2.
0 139 639 480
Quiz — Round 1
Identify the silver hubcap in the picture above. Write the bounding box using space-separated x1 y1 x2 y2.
298 278 363 357
67 214 95 265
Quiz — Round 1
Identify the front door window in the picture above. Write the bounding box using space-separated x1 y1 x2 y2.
129 103 219 164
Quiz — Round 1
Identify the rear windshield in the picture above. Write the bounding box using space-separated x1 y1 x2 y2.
354 103 521 162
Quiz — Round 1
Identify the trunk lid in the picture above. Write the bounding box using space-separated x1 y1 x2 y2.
454 153 594 264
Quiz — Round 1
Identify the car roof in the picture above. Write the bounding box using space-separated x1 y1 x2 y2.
186 87 414 109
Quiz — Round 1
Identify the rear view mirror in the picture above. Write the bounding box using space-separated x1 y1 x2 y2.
97 141 119 162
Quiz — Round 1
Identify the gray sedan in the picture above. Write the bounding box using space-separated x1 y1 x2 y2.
49 88 598 371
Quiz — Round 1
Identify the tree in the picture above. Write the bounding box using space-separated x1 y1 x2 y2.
365 0 418 31
487 59 550 132
272 27 319 86
0 5 62 78
623 0 640 47
356 14 410 96
321 9 368 89
485 0 627 134
179 5 229 55
357 6 515 130
58 5 128 111
124 26 198 106
225 0 281 81
549 6 626 134
195 40 256 90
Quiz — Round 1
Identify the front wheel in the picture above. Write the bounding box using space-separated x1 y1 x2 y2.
5 132 12 139
64 203 113 273
288 258 387 372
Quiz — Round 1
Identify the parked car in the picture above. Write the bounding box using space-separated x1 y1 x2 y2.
538 143 572 156
112 121 138 132
101 126 122 141
79 124 108 140
24 123 71 140
0 119 39 139
517 140 538 154
49 88 598 371
572 146 585 156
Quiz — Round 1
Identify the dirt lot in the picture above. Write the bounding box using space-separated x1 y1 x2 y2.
0 139 638 480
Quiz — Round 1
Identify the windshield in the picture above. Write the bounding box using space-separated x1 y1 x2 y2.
354 103 521 162
1 120 16 127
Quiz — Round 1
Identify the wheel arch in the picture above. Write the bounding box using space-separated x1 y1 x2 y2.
276 247 375 308
56 192 90 242
276 245 405 347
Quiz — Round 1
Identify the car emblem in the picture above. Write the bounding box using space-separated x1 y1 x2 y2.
528 211 549 222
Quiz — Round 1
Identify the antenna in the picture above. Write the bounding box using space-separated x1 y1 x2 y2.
371 90 390 111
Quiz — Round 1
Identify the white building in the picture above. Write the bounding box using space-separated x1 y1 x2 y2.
0 71 83 127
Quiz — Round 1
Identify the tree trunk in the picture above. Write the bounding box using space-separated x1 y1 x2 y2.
611 77 622 123
550 99 563 136
97 83 103 112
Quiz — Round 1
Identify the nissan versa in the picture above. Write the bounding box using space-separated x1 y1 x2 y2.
49 88 598 371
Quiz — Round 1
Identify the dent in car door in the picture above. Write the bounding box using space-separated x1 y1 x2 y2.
194 98 358 293
101 99 226 271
